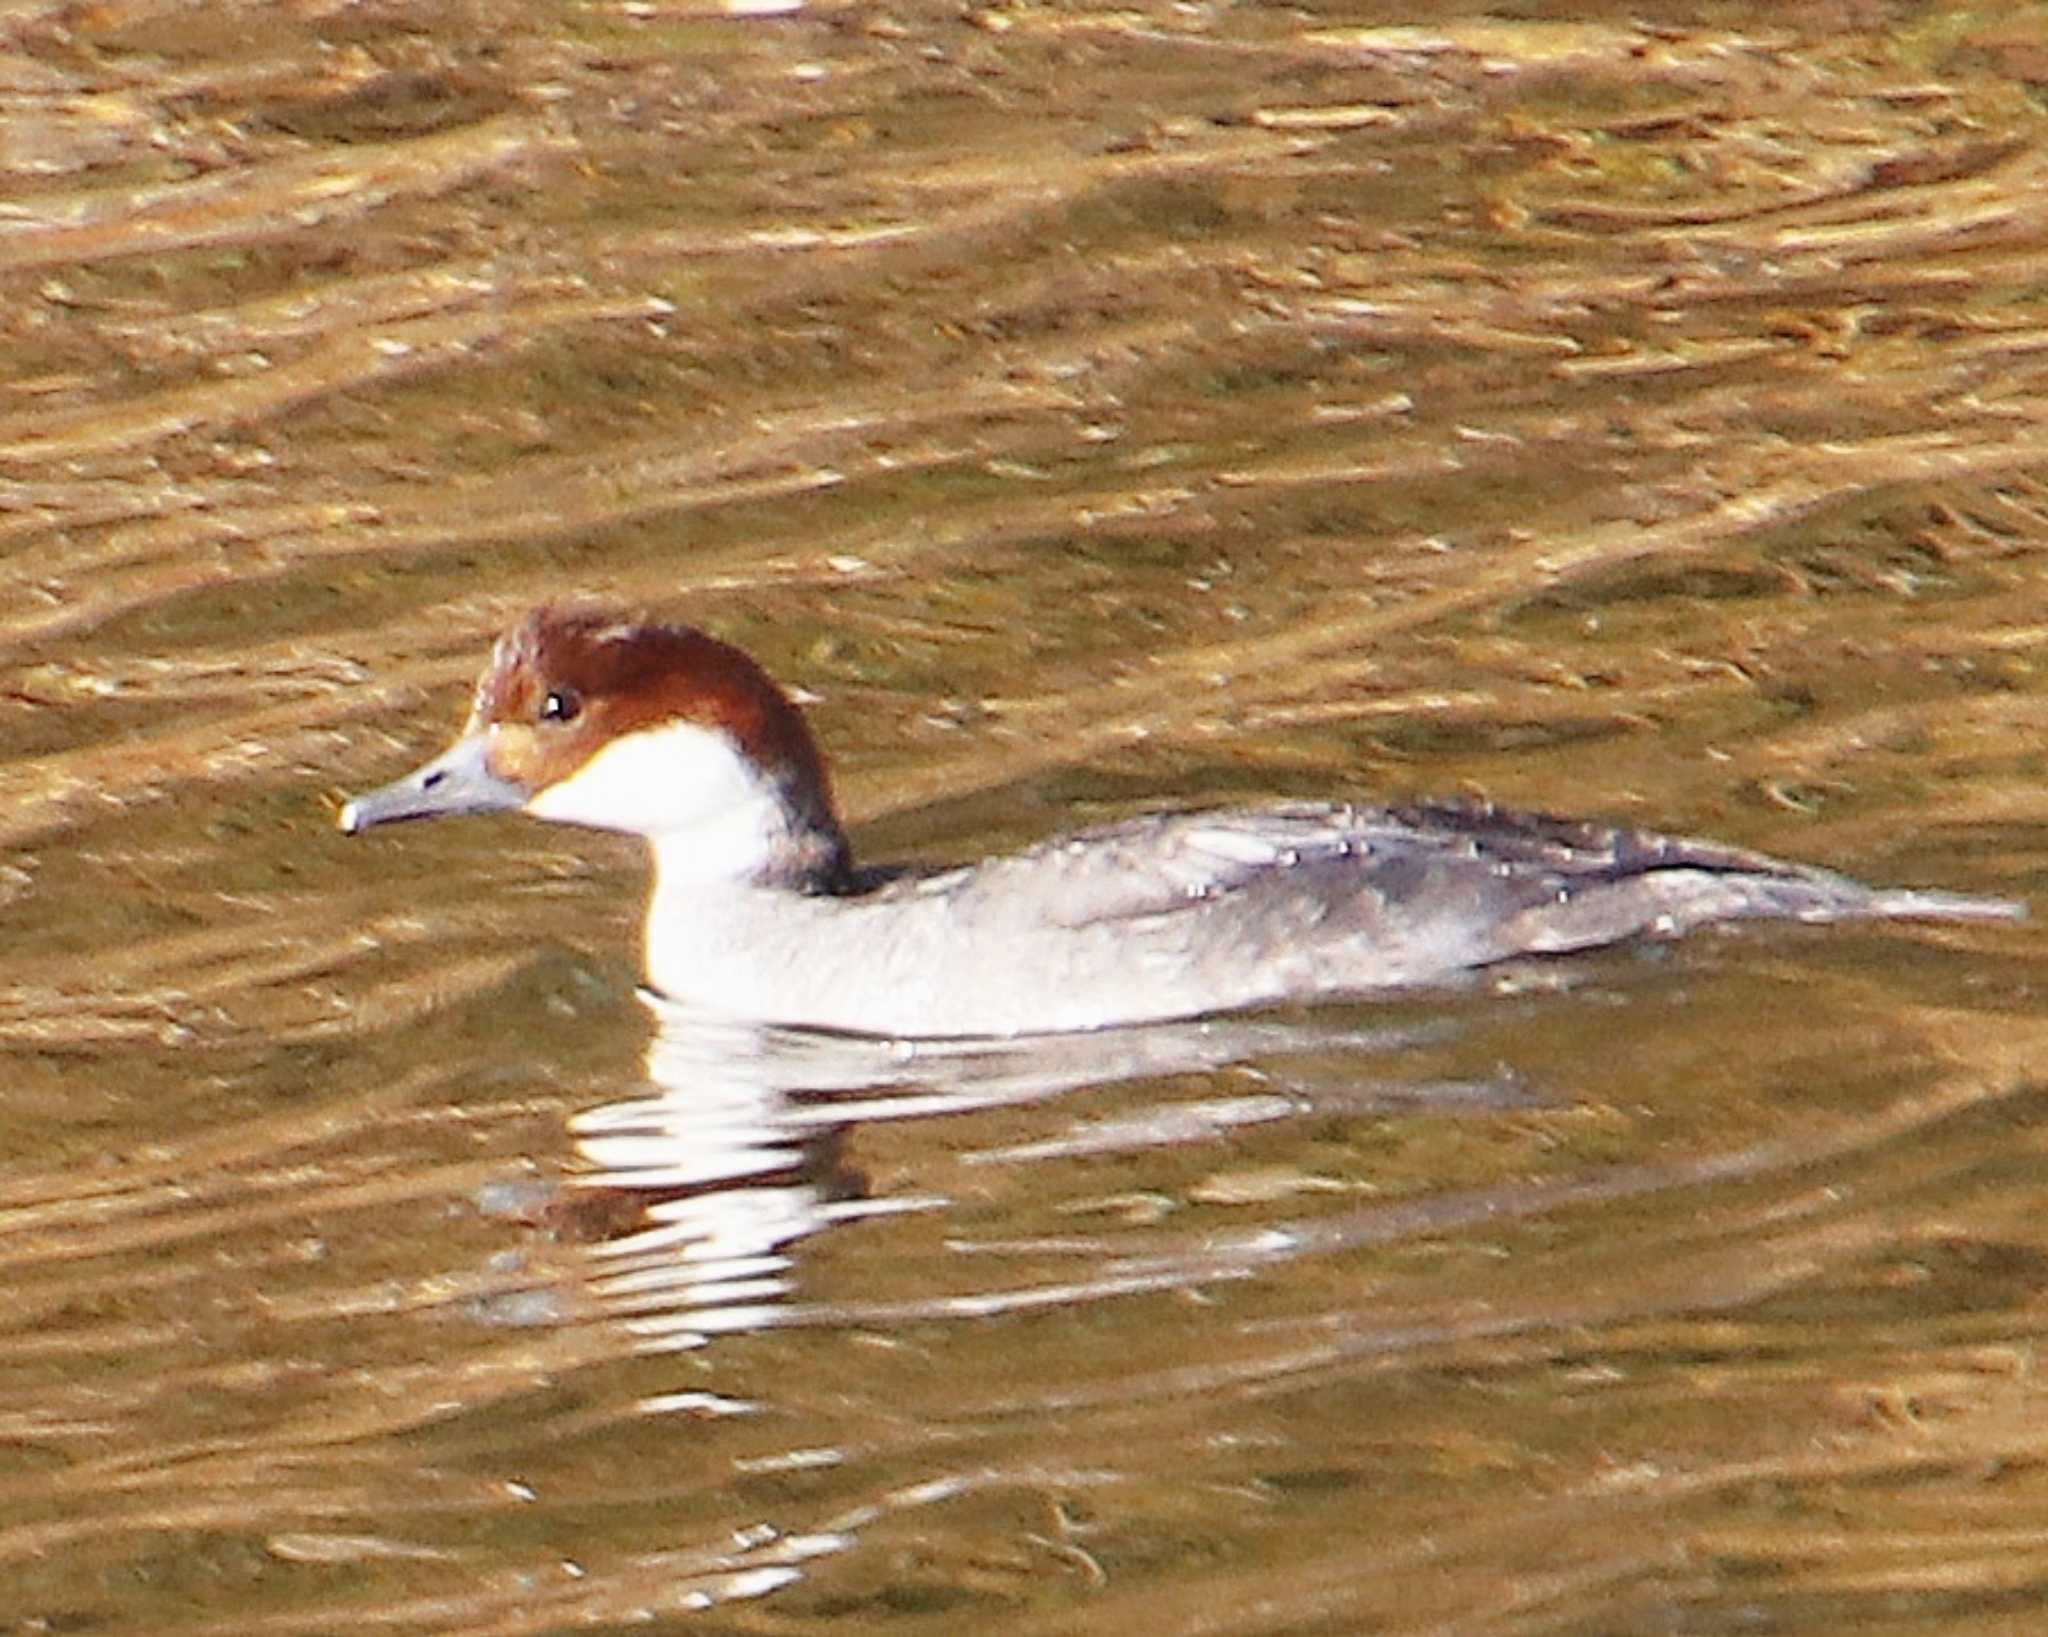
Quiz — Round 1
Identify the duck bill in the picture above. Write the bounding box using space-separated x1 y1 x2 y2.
339 734 528 835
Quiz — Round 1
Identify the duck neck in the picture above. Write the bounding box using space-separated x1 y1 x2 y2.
645 782 853 898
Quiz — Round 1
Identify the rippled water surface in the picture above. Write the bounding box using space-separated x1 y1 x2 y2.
6 2 2048 1631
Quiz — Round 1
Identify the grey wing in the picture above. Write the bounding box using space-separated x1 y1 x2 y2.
964 800 2016 952
976 801 1761 929
987 806 1391 929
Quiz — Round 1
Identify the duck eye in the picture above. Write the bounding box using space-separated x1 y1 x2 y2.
539 688 582 724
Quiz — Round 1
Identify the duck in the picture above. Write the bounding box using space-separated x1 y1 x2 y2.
339 605 2022 1036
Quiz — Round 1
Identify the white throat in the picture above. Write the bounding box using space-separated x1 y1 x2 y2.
524 719 798 885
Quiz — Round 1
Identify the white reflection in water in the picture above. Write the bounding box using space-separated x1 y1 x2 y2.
561 991 1489 1349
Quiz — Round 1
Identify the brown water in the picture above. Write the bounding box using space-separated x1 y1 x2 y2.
5 1 2048 1630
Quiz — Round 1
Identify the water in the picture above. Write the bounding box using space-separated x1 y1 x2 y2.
3 3 2046 1631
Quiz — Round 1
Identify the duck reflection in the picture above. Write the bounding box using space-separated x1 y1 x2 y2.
540 992 1501 1350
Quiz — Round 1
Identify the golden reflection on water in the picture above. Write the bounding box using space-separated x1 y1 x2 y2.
3 1 2048 1630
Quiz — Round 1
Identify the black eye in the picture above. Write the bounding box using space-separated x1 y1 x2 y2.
539 688 582 724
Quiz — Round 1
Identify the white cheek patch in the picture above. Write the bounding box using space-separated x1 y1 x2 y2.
523 720 790 883
526 722 753 833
